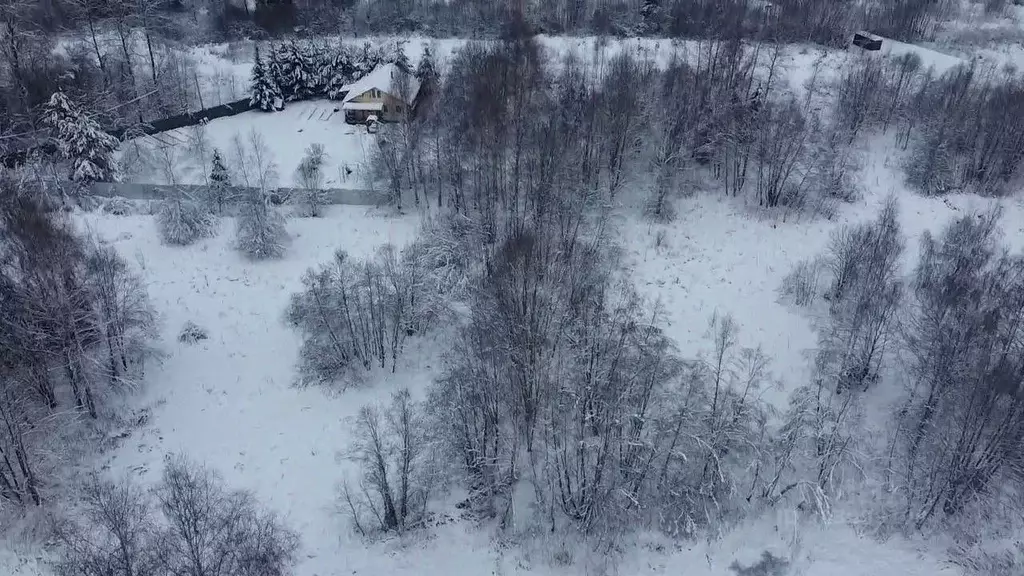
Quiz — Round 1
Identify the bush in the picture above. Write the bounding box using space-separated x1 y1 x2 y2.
156 197 216 246
178 321 208 343
294 143 329 218
235 191 288 259
781 257 827 307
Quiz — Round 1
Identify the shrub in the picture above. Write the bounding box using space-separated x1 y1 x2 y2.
156 197 216 246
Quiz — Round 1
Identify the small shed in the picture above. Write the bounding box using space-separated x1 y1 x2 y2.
852 31 883 51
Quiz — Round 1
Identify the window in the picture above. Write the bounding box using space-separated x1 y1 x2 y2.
396 105 403 113
382 104 388 113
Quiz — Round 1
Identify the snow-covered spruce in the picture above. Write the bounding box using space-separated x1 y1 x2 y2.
156 196 216 246
326 46 357 100
207 148 233 213
234 188 288 259
249 46 282 112
43 91 119 183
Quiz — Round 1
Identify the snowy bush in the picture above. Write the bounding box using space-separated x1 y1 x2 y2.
100 196 134 216
156 197 216 246
234 189 288 260
780 257 827 307
177 321 208 344
341 389 435 535
728 551 790 576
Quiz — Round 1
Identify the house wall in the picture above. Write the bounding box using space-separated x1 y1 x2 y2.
347 90 413 123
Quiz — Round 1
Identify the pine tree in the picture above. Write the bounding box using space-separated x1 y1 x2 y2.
250 46 282 112
271 41 307 102
639 0 662 35
43 91 119 183
394 41 411 74
327 46 357 100
302 41 330 99
207 148 232 214
354 42 378 77
415 45 439 97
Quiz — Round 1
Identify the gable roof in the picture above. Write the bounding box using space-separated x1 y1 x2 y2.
341 63 420 105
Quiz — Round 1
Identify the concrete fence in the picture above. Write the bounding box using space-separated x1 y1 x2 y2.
90 182 385 206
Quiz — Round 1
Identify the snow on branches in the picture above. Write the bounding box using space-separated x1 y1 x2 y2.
43 91 119 183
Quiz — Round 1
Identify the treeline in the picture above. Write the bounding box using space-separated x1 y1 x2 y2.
216 0 961 46
782 199 1024 533
0 0 972 153
372 37 856 222
249 39 413 111
0 175 155 506
0 173 302 574
834 52 1024 196
0 0 209 154
280 35 1024 545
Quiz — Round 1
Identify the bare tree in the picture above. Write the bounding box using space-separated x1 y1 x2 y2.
154 454 300 576
54 475 156 576
342 389 433 535
891 207 1024 528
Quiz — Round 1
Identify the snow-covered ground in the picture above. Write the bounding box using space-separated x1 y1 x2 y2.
10 28 1024 576
119 100 375 187
41 182 977 576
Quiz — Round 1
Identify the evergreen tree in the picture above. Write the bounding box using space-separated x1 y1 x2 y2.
415 45 439 98
354 42 378 77
207 148 232 214
394 41 411 74
327 46 357 100
250 46 282 112
639 0 663 35
303 41 331 99
271 42 307 102
43 91 119 183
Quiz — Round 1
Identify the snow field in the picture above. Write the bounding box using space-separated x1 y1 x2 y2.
18 29 1024 576
67 193 965 576
119 100 376 188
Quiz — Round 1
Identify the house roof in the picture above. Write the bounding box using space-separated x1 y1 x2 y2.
341 63 420 105
342 102 384 111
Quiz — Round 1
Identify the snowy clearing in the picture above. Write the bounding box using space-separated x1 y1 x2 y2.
119 100 375 188
47 195 965 576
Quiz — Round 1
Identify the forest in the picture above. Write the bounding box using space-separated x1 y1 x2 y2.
1 0 1024 575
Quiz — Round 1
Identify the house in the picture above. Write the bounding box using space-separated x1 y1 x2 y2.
340 63 421 125
852 31 883 51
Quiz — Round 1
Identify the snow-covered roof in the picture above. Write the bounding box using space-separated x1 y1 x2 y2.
342 102 384 111
341 63 420 105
